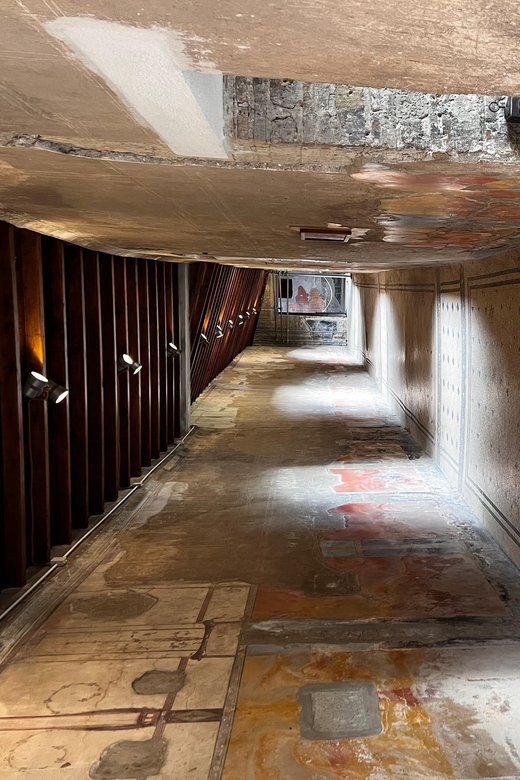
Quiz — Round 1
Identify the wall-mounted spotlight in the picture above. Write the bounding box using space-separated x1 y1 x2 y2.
48 383 69 404
167 341 181 356
118 353 142 375
252 307 258 314
238 314 245 325
228 319 234 330
200 333 209 344
23 370 69 404
216 325 224 339
245 311 251 318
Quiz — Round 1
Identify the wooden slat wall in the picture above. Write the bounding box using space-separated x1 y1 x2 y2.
0 223 26 587
0 221 265 590
19 230 50 562
83 250 105 516
0 221 200 590
126 259 142 478
189 263 266 402
42 237 72 546
99 254 119 502
65 245 89 529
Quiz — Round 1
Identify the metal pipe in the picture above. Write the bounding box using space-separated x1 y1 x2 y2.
0 425 197 625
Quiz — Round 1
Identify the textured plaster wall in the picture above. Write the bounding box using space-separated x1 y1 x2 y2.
226 76 520 162
352 254 520 567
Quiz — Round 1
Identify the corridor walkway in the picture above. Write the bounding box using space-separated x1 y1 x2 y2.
1 347 520 779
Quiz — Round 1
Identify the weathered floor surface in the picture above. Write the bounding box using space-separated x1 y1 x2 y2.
1 346 520 779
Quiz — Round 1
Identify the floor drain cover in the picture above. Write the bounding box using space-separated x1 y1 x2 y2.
298 681 382 739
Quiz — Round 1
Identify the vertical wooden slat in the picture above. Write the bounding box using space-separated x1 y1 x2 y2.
165 263 175 445
148 261 160 459
138 260 151 467
157 263 168 452
83 250 104 515
99 254 119 501
114 256 130 488
65 245 89 529
0 222 26 586
126 258 141 477
172 264 182 439
20 230 50 562
177 263 191 436
42 236 71 545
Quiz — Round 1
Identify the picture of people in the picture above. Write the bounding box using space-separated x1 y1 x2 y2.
281 275 345 314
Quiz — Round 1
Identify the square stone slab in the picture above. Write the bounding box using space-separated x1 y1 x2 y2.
298 681 382 740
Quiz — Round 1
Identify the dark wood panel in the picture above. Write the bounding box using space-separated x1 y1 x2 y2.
114 256 130 487
0 222 26 587
126 258 141 477
165 263 175 445
157 263 168 452
172 264 182 439
20 229 50 562
148 261 160 460
99 254 119 501
83 250 104 515
41 236 72 546
138 260 151 467
65 244 89 529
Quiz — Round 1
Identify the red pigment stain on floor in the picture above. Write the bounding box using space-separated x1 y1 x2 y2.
330 467 426 492
326 501 449 539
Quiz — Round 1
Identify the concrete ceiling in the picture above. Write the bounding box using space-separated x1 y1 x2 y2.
3 145 520 272
3 1 520 271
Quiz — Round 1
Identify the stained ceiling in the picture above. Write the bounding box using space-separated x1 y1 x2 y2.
3 1 520 271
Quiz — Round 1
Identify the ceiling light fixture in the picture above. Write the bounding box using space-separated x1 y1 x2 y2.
167 341 181 356
118 353 142 375
23 370 69 404
201 333 209 343
299 227 352 242
238 314 245 325
228 319 234 329
216 325 224 339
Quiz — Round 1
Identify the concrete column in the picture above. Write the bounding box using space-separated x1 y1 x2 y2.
177 263 191 437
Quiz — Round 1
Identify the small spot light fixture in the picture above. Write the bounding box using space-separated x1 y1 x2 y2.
216 325 224 339
167 341 181 356
228 319 234 330
118 353 142 375
238 314 245 325
200 332 209 344
23 370 69 404
252 307 258 314
246 311 251 318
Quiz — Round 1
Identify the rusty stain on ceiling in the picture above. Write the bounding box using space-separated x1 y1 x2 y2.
352 167 520 255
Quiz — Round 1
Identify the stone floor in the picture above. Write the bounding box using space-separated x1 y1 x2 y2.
1 346 520 778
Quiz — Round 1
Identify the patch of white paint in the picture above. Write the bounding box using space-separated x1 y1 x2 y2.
45 17 228 159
